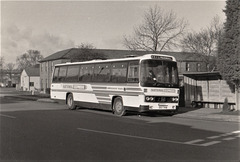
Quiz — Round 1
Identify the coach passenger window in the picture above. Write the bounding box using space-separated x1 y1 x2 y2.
65 65 79 82
127 61 139 83
79 65 94 82
94 64 111 82
52 67 60 82
58 66 67 82
111 62 127 83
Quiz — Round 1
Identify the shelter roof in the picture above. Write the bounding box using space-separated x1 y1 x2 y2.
183 72 222 80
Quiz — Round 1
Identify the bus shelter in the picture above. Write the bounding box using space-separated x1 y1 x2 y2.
183 72 238 109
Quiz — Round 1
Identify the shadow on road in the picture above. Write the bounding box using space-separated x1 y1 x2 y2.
0 96 27 104
73 106 205 118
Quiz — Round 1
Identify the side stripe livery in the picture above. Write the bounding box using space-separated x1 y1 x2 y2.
51 83 144 106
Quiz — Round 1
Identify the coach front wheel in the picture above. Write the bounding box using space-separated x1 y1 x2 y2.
113 97 126 116
67 93 76 110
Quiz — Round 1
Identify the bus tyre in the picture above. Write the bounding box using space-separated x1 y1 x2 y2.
113 97 126 116
169 108 178 116
67 94 76 110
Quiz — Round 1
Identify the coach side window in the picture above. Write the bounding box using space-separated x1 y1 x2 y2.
58 66 67 82
94 64 111 82
79 65 94 82
65 65 80 82
52 67 60 82
127 61 139 83
111 62 127 83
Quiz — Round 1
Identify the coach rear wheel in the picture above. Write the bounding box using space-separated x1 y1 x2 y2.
67 94 76 110
113 97 126 116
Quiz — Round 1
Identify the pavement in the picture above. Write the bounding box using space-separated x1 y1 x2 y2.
2 92 240 123
175 107 240 123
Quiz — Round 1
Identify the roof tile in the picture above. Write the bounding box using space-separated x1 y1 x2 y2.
25 67 40 76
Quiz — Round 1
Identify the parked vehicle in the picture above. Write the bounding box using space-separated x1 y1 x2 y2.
0 82 6 87
51 54 180 116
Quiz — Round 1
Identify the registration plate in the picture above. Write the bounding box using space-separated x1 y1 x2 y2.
158 105 168 109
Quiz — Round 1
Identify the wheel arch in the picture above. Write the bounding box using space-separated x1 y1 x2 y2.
111 95 123 109
66 92 72 104
111 96 127 116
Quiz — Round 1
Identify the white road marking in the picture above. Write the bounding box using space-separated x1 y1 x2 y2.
207 136 221 139
203 130 240 146
0 114 16 119
77 127 201 146
222 137 236 141
208 131 240 140
220 133 233 137
232 130 240 134
200 141 221 147
236 134 240 138
77 128 240 147
184 139 204 144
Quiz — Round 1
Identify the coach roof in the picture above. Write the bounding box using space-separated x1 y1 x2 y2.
54 54 176 66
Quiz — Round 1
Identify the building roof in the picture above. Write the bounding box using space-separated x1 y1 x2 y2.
39 48 205 62
39 48 73 62
24 66 40 77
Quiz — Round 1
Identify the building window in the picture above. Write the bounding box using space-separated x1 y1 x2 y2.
41 79 43 90
197 63 201 72
186 63 190 72
45 79 47 88
41 63 44 72
45 62 48 72
51 62 54 73
29 82 34 87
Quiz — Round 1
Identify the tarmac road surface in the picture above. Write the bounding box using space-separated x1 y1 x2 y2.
0 90 239 161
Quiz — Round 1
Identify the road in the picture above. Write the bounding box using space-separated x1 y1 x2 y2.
0 88 239 161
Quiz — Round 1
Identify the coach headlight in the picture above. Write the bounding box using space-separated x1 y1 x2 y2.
146 97 150 101
145 96 155 102
172 97 179 102
150 97 154 101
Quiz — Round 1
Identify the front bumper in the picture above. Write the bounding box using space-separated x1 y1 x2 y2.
139 104 178 112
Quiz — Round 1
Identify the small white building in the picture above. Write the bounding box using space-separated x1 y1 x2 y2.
20 65 40 91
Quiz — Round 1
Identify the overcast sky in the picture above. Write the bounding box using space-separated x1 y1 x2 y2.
1 0 226 64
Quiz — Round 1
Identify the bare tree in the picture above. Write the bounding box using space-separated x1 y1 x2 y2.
16 50 43 70
5 63 15 82
0 57 4 69
77 43 95 50
70 43 107 62
123 5 188 52
5 63 15 71
0 57 5 83
181 16 223 71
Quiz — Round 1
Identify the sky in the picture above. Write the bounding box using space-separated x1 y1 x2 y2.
1 0 226 64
